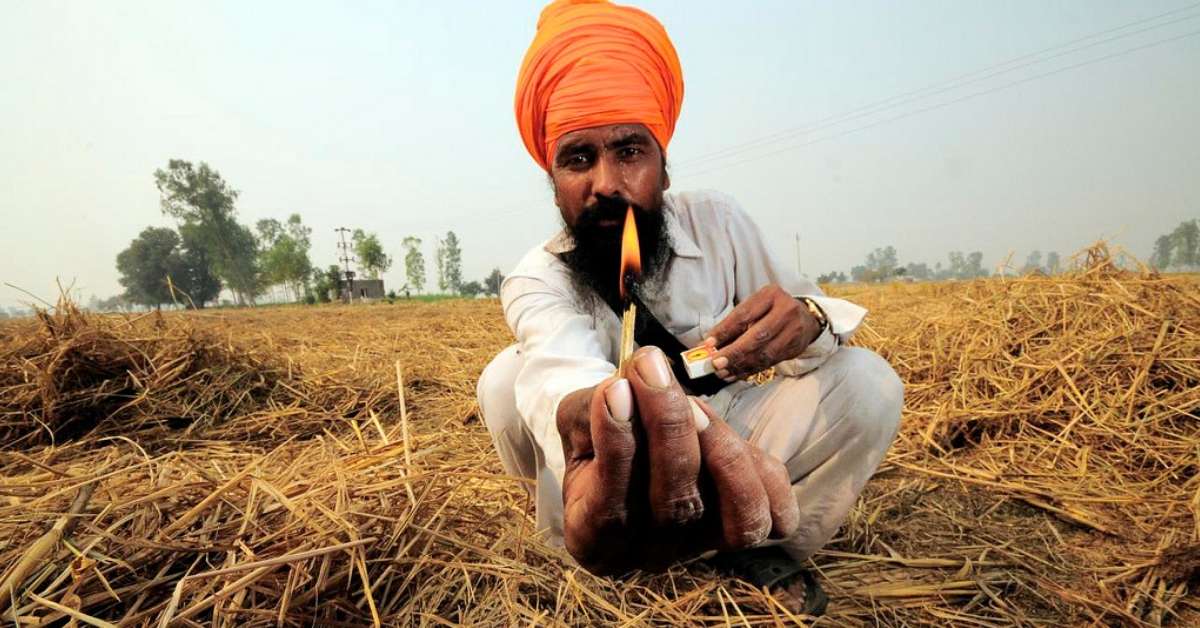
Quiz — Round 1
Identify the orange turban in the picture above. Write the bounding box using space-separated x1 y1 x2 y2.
515 0 684 171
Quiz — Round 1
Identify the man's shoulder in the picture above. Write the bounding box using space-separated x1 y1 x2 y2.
501 237 573 301
666 189 752 235
508 238 569 283
668 189 743 215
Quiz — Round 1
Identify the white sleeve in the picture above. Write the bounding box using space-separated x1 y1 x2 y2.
501 273 616 472
722 199 867 375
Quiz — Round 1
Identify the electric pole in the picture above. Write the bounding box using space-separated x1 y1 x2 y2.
335 227 357 302
795 232 802 275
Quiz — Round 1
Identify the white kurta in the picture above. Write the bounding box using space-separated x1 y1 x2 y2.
479 189 902 558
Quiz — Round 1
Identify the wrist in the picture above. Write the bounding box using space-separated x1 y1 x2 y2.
796 296 828 344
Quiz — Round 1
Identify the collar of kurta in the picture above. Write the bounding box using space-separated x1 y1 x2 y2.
543 194 704 259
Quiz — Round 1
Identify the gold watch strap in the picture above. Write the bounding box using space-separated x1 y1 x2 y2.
798 296 829 331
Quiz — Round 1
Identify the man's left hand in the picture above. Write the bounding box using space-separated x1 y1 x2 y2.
705 285 822 381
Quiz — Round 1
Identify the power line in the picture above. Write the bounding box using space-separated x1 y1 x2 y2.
673 4 1200 173
679 28 1200 180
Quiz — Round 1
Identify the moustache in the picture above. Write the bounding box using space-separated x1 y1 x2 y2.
577 197 647 228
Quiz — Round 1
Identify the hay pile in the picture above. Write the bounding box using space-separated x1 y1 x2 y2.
0 302 380 449
2 249 1198 627
833 246 1200 626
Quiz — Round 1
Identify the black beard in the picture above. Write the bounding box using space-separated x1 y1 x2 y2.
561 194 671 315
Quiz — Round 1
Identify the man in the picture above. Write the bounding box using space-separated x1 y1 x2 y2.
477 0 903 615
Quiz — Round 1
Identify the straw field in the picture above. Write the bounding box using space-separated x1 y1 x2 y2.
3 245 1198 627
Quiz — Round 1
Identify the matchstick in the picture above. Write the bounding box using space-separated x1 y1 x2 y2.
618 299 637 376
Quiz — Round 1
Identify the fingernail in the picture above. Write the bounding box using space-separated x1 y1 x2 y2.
712 356 729 370
703 336 717 347
605 379 632 422
635 348 672 388
688 397 711 432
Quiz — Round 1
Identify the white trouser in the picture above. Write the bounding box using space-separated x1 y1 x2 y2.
477 344 903 562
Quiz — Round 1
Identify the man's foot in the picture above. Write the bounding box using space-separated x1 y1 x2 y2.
705 546 828 617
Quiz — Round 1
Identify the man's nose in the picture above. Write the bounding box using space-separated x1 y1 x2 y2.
591 154 623 198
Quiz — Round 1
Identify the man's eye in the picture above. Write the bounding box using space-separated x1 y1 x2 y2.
565 154 590 168
619 147 643 159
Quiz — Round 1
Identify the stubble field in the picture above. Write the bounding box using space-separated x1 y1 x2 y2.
2 247 1198 627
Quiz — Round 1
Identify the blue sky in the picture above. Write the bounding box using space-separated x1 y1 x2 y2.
2 1 1198 308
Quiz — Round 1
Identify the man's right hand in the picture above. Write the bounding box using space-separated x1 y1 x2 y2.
555 347 800 576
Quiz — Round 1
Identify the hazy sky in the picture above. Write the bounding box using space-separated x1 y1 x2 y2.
3 1 1198 309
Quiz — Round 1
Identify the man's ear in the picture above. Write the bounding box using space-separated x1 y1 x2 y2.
662 162 671 191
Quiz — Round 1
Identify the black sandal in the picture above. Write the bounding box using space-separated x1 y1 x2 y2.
705 546 829 617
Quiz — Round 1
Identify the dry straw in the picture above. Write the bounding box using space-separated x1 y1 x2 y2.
2 244 1197 627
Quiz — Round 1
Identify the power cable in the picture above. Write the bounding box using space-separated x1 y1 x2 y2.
674 5 1200 172
678 28 1200 180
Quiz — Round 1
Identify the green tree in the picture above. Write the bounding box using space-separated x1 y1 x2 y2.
945 251 986 279
174 229 222 307
903 263 930 281
1170 220 1198 269
352 229 392 280
484 267 504 296
1045 251 1061 275
436 231 463 294
459 280 484 297
402 237 427 294
114 227 218 308
256 218 285 298
286 214 312 249
257 214 314 302
116 227 181 309
947 252 966 279
966 251 986 278
1151 235 1174 270
864 246 899 282
1022 250 1043 274
256 218 283 247
435 239 446 292
155 160 260 305
816 271 847 284
311 265 342 303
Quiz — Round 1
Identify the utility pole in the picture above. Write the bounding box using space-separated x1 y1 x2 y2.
335 227 357 303
795 232 802 275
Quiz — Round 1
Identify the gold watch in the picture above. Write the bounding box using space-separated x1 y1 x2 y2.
798 296 828 332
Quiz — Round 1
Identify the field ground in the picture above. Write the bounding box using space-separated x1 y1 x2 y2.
2 259 1198 626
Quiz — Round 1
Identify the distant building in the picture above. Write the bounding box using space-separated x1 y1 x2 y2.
336 278 385 303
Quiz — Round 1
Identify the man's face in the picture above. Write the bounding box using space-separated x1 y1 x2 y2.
550 123 672 307
550 123 670 228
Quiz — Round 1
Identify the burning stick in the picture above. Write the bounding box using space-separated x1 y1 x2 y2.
617 205 641 376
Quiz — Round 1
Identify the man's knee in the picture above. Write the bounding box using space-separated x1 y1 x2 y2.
828 347 904 444
478 344 523 439
478 344 542 488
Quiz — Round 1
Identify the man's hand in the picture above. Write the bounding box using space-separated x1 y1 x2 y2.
705 285 822 381
556 347 800 576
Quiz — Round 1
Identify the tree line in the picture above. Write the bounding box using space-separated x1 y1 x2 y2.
111 160 505 310
0 306 34 319
819 218 1200 286
818 247 1064 284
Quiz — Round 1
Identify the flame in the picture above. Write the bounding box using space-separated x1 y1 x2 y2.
618 205 641 301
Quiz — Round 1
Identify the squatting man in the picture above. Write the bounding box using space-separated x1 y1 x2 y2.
477 0 903 615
